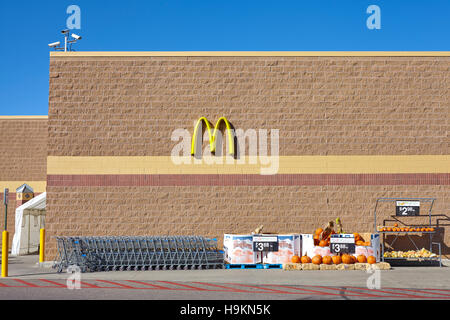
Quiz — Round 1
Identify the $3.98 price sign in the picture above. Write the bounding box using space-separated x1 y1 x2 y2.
330 235 355 254
331 242 355 254
252 235 279 252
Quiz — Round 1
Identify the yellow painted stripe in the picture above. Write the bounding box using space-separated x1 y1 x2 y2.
50 51 450 57
0 116 48 119
47 155 450 175
0 181 46 193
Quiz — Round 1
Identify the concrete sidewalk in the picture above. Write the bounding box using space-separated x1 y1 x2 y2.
2 255 450 290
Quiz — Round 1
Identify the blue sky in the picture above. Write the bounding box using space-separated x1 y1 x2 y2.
0 0 449 115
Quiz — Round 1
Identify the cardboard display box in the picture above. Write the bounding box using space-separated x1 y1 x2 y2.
223 233 301 264
223 234 256 264
302 233 381 262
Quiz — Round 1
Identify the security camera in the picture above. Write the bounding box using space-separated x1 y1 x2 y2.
61 29 70 34
71 33 82 40
48 41 61 48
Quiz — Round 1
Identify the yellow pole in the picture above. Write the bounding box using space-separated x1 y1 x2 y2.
39 228 45 263
1 231 8 277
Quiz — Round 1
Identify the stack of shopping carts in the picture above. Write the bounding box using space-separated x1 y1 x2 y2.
53 236 224 273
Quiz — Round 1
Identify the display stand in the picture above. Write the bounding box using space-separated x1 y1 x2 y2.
373 197 442 267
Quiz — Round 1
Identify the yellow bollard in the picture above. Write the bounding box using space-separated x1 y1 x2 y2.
39 228 45 263
1 231 8 277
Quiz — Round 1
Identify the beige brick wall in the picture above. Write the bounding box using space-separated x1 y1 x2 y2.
0 119 47 181
48 56 449 156
44 185 449 258
0 118 47 249
46 55 450 259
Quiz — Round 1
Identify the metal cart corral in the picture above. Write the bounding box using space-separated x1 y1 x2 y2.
373 197 442 267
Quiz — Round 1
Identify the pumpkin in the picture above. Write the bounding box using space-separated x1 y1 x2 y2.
356 240 364 246
319 240 328 247
357 255 367 263
291 255 301 263
301 255 311 264
315 228 323 235
351 255 357 264
393 223 398 227
322 256 332 265
341 254 352 264
311 255 322 265
430 227 435 232
367 256 376 264
353 233 361 241
332 255 342 265
386 227 392 232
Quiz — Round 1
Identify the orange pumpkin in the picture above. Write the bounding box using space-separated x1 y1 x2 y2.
301 255 312 264
367 256 376 264
291 255 301 263
430 227 435 232
312 255 322 265
315 228 323 235
322 256 332 265
332 255 342 265
393 223 398 227
341 254 352 264
319 240 328 247
357 255 367 263
356 240 364 246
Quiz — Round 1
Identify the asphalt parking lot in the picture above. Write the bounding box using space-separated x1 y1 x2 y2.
0 255 449 300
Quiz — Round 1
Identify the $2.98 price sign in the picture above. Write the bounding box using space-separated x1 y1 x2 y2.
252 235 279 252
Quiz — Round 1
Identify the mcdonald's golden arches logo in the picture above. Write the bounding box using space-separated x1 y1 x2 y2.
191 117 234 156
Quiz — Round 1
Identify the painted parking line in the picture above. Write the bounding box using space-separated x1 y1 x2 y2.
191 282 252 293
38 279 67 288
96 280 137 289
266 284 369 297
226 283 299 295
124 280 173 290
380 287 450 298
156 280 209 291
346 286 450 299
0 279 448 300
13 279 39 287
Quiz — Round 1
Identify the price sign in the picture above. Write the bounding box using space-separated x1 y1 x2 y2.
396 201 420 216
252 235 278 252
331 243 355 254
330 234 355 254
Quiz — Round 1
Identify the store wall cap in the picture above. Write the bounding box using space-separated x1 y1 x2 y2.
49 51 450 57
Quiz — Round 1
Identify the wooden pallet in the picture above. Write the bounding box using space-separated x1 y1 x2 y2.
225 264 282 269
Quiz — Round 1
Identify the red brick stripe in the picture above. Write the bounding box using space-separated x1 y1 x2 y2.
47 173 450 186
